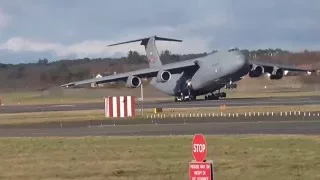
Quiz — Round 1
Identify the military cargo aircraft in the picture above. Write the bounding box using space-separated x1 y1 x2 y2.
61 35 315 102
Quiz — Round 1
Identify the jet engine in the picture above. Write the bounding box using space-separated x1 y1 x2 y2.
248 65 264 77
156 70 171 83
125 76 141 88
269 68 284 80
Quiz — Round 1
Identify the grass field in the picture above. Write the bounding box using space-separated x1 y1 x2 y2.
0 109 104 125
0 135 319 180
1 105 320 126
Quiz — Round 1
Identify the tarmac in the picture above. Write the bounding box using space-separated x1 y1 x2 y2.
1 96 320 114
0 112 320 137
1 96 320 137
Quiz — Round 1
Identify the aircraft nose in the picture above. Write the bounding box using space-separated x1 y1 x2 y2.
235 52 247 68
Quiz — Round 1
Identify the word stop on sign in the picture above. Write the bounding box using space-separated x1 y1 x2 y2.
193 144 206 153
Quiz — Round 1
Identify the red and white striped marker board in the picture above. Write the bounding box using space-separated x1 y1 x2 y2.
104 96 136 118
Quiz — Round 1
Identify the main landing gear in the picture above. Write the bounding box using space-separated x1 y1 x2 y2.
174 91 226 102
174 93 196 102
174 81 234 102
204 91 226 100
175 80 196 102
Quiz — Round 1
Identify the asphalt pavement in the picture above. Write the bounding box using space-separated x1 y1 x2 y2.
0 112 319 137
1 96 320 114
1 96 320 137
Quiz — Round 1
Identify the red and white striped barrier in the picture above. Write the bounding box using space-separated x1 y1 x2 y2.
104 96 136 118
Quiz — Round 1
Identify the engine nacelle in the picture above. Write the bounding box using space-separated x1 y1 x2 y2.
249 65 264 77
269 68 284 80
125 76 141 88
156 70 171 83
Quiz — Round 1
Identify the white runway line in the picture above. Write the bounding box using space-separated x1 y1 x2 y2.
50 105 76 107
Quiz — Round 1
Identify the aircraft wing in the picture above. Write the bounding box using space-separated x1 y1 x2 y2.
60 60 198 87
250 60 315 73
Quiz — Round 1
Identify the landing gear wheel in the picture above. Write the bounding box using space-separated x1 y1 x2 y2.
204 91 226 100
206 94 219 100
174 96 184 102
189 95 196 101
226 83 237 89
220 92 226 98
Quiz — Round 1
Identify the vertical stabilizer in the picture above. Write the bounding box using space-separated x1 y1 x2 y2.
141 36 162 68
107 35 182 68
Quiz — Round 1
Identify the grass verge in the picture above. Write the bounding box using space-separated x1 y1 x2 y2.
0 135 319 180
1 90 320 105
0 110 105 125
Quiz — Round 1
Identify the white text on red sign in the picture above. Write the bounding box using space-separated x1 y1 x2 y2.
193 144 206 153
190 164 211 169
191 177 210 180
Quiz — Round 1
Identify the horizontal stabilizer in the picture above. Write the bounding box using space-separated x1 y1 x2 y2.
107 38 146 47
107 35 182 47
154 36 182 42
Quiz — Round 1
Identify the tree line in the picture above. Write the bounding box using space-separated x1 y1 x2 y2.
0 48 318 91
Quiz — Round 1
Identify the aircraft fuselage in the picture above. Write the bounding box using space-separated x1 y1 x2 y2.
150 50 249 98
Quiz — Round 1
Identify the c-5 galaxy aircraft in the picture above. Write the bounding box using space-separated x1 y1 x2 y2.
61 35 314 102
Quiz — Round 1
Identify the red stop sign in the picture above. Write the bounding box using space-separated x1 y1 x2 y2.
192 134 207 162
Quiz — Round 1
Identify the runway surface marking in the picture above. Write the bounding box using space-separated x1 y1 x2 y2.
50 105 75 107
87 120 320 128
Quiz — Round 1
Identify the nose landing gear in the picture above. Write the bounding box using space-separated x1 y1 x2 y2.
225 82 237 89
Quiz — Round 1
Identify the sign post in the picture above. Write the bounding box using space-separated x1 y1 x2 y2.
189 134 214 180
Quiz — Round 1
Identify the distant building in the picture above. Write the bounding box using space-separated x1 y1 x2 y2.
90 71 116 88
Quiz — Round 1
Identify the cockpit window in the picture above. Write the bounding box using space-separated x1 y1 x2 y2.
228 47 239 52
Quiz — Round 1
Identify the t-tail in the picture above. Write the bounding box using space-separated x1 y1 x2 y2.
107 35 182 68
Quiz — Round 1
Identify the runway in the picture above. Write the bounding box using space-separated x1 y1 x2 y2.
1 95 320 137
0 113 320 137
1 96 320 114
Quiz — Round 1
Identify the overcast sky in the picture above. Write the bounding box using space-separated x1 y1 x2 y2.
0 0 320 64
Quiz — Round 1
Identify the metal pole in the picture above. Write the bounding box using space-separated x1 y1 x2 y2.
141 83 144 115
